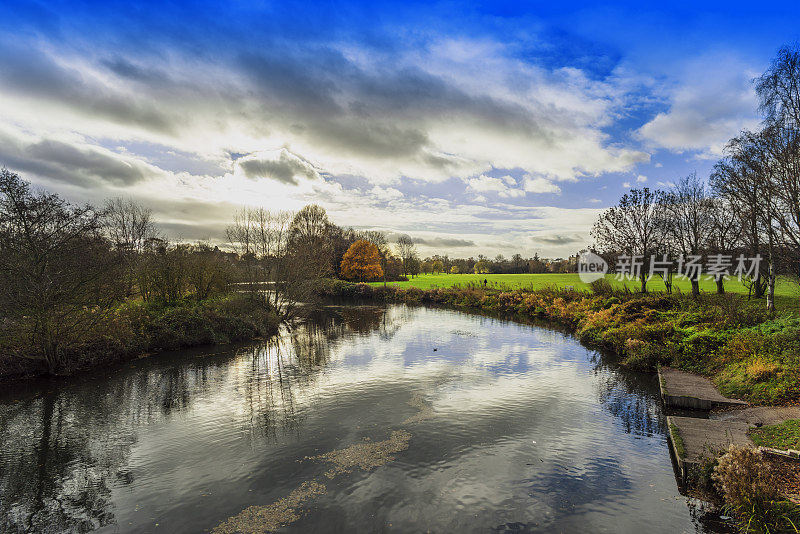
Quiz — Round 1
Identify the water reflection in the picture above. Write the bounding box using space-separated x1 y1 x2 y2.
0 304 722 533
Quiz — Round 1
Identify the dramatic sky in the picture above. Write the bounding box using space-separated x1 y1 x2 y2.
1 1 798 257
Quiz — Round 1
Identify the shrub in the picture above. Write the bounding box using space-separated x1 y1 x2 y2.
623 339 668 369
713 445 800 533
589 278 614 296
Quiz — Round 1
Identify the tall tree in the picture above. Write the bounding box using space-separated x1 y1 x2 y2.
395 234 417 276
711 131 771 298
663 174 714 296
103 198 160 296
0 170 119 372
756 45 800 129
707 197 742 294
591 188 668 293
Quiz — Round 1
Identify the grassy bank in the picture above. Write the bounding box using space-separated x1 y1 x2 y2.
0 294 281 380
322 280 800 405
751 420 800 450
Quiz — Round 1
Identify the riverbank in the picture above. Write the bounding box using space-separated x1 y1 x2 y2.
0 294 281 381
321 280 800 406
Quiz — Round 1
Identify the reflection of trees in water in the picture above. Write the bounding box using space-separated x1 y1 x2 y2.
0 391 134 532
590 354 666 437
0 351 255 531
235 305 408 445
0 304 407 531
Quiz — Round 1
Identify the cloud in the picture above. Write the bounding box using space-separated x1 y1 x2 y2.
0 42 177 134
0 7 763 259
466 174 525 198
0 127 157 187
636 174 647 183
412 236 476 247
637 54 760 157
468 175 508 193
0 30 650 190
238 149 320 185
531 233 584 246
522 175 561 194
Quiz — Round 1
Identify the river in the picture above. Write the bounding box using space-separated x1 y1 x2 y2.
0 304 727 533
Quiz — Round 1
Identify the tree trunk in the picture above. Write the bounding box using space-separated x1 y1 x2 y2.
767 261 776 312
640 275 647 293
716 278 725 294
754 274 765 298
691 279 700 297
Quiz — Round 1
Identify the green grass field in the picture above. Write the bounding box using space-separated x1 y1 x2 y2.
371 272 799 297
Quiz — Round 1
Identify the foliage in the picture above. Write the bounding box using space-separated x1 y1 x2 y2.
712 445 800 533
0 169 123 372
340 240 383 282
0 295 279 378
589 278 614 296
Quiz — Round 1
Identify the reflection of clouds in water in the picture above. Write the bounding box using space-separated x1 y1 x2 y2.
0 304 698 533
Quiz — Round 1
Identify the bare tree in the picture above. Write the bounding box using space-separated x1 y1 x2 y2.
185 243 233 300
103 198 159 252
663 174 714 296
0 170 119 372
103 198 160 296
711 131 772 299
707 197 742 294
227 206 323 318
756 45 800 129
755 45 800 308
395 234 417 276
591 188 668 293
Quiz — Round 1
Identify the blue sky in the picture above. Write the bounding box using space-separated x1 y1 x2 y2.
0 1 798 257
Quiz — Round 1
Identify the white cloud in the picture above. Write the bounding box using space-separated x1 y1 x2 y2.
636 174 648 183
467 175 508 193
637 54 760 157
522 175 561 194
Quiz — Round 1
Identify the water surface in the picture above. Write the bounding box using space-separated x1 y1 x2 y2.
0 304 724 533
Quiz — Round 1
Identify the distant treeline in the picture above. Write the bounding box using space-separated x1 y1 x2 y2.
412 254 577 275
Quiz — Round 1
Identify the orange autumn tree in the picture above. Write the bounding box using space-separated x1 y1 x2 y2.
340 240 383 282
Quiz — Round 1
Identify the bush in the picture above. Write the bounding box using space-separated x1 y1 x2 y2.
622 339 669 369
589 278 614 296
0 294 280 379
713 445 800 533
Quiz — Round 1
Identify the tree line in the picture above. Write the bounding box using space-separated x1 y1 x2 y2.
412 253 577 275
592 45 800 309
0 173 408 371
